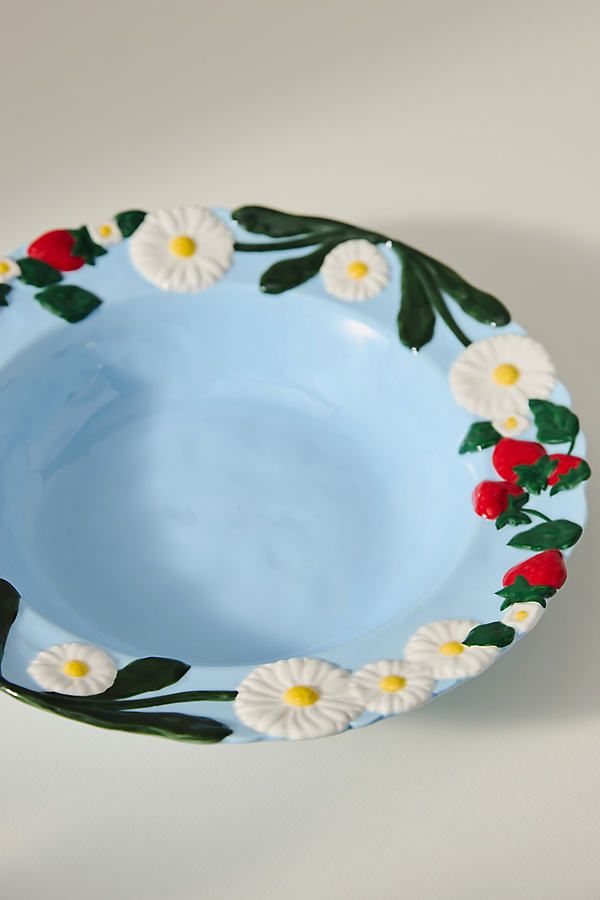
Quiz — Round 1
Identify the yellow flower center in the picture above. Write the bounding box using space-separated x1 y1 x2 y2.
283 685 319 707
504 415 519 430
347 260 369 280
169 235 197 257
0 261 11 275
98 224 113 238
379 675 407 693
514 610 529 621
493 363 520 386
62 659 90 678
439 641 464 656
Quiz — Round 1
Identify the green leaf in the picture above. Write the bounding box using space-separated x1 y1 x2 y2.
397 255 435 350
496 575 556 610
550 459 591 496
495 493 532 530
428 260 511 326
529 399 579 445
459 421 502 453
414 260 472 347
16 257 62 287
115 209 146 238
508 518 583 551
100 657 191 699
71 707 232 743
35 285 102 323
463 621 515 648
514 455 558 494
260 242 336 293
0 285 10 306
69 226 107 265
233 205 347 238
0 579 20 662
1 686 231 743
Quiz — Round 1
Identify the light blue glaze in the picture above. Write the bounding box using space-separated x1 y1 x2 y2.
0 211 588 742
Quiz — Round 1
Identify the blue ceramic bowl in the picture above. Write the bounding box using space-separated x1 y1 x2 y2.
0 206 588 743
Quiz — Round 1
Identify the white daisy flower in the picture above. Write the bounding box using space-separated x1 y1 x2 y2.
350 659 435 715
321 239 390 302
492 412 530 438
27 642 118 696
88 219 122 247
404 619 500 680
449 334 555 418
129 205 234 293
0 257 21 284
501 602 545 635
234 657 364 740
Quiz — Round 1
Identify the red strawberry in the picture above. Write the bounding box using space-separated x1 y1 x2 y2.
473 481 525 519
547 454 585 486
28 229 85 272
503 550 567 590
492 438 546 483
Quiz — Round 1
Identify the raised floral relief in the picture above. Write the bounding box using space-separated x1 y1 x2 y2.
349 660 435 715
87 219 123 247
234 658 363 740
0 257 21 284
28 643 118 696
320 238 390 302
449 334 556 419
129 206 234 292
0 205 589 742
404 620 500 679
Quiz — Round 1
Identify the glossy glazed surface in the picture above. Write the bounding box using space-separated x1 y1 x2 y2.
0 285 473 665
0 211 587 742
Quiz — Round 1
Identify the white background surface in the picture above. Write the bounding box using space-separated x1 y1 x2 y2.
1 2 599 897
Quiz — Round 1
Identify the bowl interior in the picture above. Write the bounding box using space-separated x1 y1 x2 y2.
0 283 474 665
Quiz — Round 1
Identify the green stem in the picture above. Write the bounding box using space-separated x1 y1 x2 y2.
235 224 390 254
567 437 576 454
0 678 236 710
234 214 483 349
430 292 471 346
105 690 237 709
522 508 552 523
234 231 348 252
0 679 83 706
405 252 472 347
